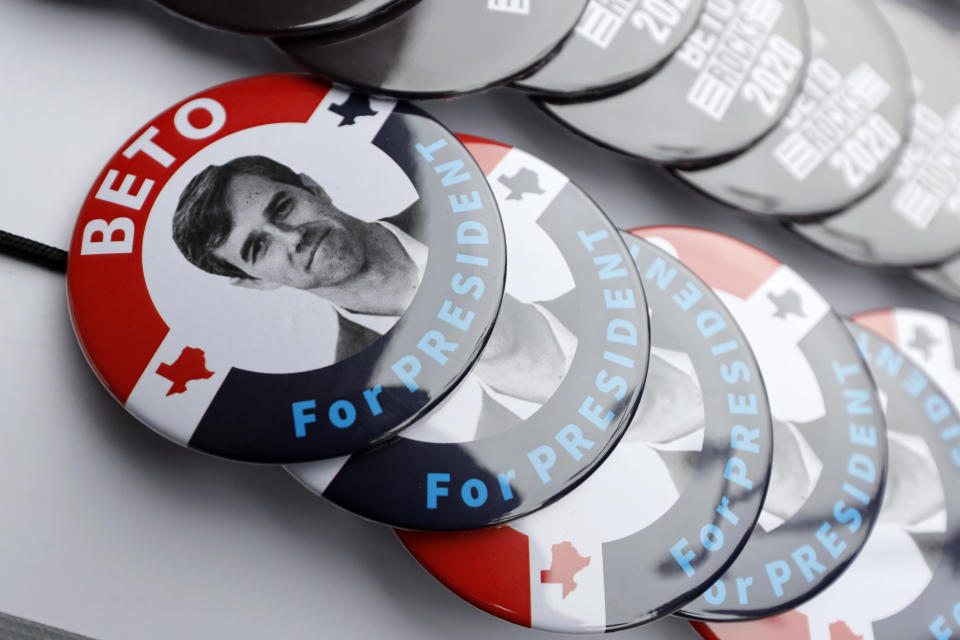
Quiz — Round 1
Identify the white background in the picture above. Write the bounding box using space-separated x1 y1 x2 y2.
0 0 958 638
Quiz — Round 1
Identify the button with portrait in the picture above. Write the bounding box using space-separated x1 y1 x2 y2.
397 232 772 632
287 136 652 531
67 74 508 464
633 226 887 621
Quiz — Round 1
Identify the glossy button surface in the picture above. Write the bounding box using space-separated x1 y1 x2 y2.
678 0 912 219
693 317 959 640
396 232 772 632
541 0 810 166
791 1 960 267
67 75 507 463
275 0 589 98
634 226 886 621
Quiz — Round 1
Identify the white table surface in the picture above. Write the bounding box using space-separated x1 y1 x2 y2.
1 1 958 638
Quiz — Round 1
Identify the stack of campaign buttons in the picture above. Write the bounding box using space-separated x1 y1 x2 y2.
275 0 591 99
512 0 706 99
12 0 960 630
676 0 912 219
288 136 652 530
540 0 810 166
144 0 960 297
398 229 772 632
692 312 960 640
64 74 660 528
152 1 593 99
789 0 960 269
150 0 419 36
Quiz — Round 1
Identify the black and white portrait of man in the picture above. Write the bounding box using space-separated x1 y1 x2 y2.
171 154 428 364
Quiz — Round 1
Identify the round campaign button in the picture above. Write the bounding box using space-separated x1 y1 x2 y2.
287 136 651 530
790 0 960 267
153 0 417 36
513 0 706 99
66 74 507 464
677 0 912 219
633 227 886 621
274 0 590 99
914 261 960 302
396 233 772 632
540 0 809 166
692 318 960 640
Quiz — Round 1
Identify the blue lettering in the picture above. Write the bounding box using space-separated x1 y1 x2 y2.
701 524 724 551
434 159 471 186
792 546 825 582
594 253 628 280
736 577 753 605
817 521 847 558
437 300 475 332
418 330 457 365
497 470 516 501
766 560 791 597
704 581 726 605
577 229 609 252
528 446 557 483
363 386 384 416
671 538 696 577
673 282 702 311
579 396 614 431
450 191 483 213
644 257 676 290
461 479 488 507
392 356 421 392
555 424 596 461
426 473 450 508
457 220 488 244
292 400 317 438
328 400 356 429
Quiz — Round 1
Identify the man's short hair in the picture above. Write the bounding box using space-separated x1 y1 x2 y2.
172 155 304 279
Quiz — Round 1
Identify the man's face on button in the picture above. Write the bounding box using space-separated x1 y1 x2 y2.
213 172 365 289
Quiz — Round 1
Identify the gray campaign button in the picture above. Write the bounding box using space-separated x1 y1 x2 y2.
791 1 960 267
693 317 960 640
541 0 809 167
677 0 912 219
66 76 508 464
274 0 589 99
515 0 706 99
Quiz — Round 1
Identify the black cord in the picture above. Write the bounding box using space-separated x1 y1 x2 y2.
0 231 68 274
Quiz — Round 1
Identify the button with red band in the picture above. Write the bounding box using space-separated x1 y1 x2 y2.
67 74 507 464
